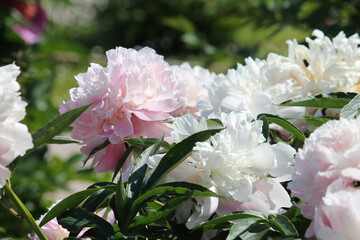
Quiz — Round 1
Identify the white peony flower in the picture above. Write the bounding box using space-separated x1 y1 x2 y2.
0 63 33 188
148 111 295 228
200 54 303 118
287 29 360 95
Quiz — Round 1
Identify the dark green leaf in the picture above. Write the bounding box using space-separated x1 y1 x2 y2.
279 92 357 108
129 182 223 224
194 211 267 230
40 188 102 226
340 93 360 119
226 218 261 240
81 189 114 212
282 115 336 127
239 223 270 240
57 207 114 238
269 215 298 236
257 114 305 141
145 128 223 190
115 173 127 228
127 196 192 231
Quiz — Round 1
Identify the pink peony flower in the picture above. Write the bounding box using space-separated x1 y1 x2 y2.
0 63 33 188
307 179 360 240
60 47 181 172
288 117 360 219
170 63 216 117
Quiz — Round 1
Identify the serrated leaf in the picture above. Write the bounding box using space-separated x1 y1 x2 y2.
145 128 223 190
10 104 90 171
48 136 82 144
226 218 261 240
57 207 114 238
340 93 360 119
127 196 192 231
40 188 101 226
279 92 357 108
124 137 171 151
269 215 298 236
194 211 267 230
257 114 305 141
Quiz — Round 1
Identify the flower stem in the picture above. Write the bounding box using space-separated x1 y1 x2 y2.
3 181 48 240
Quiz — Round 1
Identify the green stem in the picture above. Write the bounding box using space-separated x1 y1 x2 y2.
4 181 48 240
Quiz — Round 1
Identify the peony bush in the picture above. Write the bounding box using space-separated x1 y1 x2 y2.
2 29 360 240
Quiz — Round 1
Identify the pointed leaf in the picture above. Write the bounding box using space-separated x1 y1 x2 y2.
47 136 82 144
279 92 357 108
257 115 269 141
145 128 223 190
127 196 192 231
226 218 261 240
112 146 134 182
10 104 90 171
81 189 114 212
193 211 267 230
124 138 171 151
257 114 305 141
57 207 114 238
269 214 298 236
40 188 101 226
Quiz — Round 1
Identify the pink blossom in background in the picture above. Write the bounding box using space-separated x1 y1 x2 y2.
2 0 48 44
288 117 360 220
60 47 181 172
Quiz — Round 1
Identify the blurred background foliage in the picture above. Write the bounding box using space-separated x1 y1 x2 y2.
1 0 360 238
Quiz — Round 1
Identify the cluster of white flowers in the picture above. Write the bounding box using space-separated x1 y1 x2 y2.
0 64 33 188
148 112 295 228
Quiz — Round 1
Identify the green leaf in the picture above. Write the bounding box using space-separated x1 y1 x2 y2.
226 218 261 240
127 196 192 231
257 115 269 141
128 182 223 229
121 139 164 229
239 223 270 240
40 188 101 226
340 93 360 119
282 115 336 127
47 136 82 144
115 173 127 228
193 211 267 230
57 207 114 238
257 114 305 141
145 128 223 190
124 137 171 151
268 214 298 236
206 119 224 127
81 189 114 212
10 104 90 171
279 92 357 108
